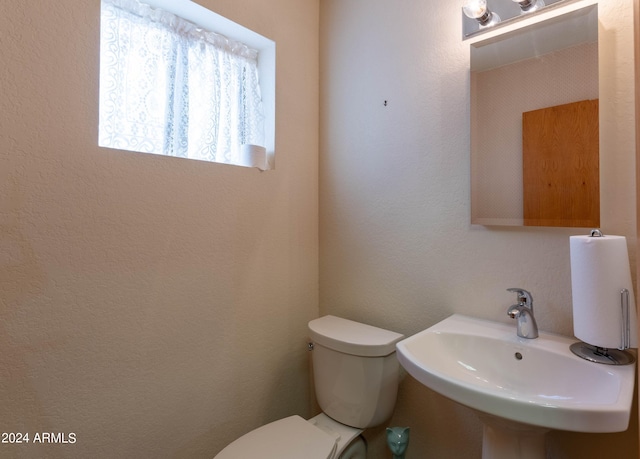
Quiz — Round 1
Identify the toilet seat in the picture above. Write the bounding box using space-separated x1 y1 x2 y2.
214 415 338 459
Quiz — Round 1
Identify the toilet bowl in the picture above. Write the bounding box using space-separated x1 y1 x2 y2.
309 413 367 459
215 413 365 459
214 315 403 458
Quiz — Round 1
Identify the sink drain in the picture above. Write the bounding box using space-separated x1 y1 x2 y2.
514 352 523 360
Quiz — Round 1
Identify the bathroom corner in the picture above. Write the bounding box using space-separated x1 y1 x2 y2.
320 0 638 457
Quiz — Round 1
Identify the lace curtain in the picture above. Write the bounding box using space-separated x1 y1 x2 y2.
99 0 265 164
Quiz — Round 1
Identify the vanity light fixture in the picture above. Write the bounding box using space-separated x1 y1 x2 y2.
512 0 546 14
462 0 501 29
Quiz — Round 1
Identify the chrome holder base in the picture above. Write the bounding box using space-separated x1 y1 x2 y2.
570 342 636 365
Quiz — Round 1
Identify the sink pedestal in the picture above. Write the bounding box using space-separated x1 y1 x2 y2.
479 414 549 459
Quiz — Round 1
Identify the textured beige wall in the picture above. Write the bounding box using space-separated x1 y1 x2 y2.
320 0 637 458
636 0 640 453
0 0 319 457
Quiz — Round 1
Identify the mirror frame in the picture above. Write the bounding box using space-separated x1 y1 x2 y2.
469 1 599 227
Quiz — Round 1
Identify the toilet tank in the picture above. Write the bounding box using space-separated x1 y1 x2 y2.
308 315 404 429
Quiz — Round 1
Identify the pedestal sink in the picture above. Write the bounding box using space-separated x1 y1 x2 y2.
395 314 636 459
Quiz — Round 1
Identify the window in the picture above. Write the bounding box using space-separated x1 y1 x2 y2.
99 0 275 168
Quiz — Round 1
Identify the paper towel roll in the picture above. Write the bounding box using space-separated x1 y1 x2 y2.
570 235 638 349
239 144 267 170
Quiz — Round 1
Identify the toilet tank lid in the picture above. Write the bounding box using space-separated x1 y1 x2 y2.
308 315 404 357
214 415 337 459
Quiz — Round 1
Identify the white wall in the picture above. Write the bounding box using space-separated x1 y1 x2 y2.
0 0 319 457
319 0 637 457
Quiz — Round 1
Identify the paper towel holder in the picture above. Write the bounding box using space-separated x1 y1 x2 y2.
570 229 636 365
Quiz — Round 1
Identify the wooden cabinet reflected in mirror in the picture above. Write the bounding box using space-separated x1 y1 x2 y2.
522 99 599 227
522 100 600 228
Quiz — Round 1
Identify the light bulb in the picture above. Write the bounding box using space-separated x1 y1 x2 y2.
463 0 500 28
463 0 487 19
512 0 546 13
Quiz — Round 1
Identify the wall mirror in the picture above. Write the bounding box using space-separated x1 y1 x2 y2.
469 3 599 227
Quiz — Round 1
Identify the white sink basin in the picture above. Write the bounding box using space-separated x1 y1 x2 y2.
396 314 636 433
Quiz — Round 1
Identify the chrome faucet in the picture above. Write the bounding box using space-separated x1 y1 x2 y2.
506 288 538 339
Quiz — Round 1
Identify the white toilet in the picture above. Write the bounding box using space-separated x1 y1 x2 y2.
215 315 404 459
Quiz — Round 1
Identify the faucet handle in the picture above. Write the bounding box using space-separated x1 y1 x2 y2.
506 288 533 308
